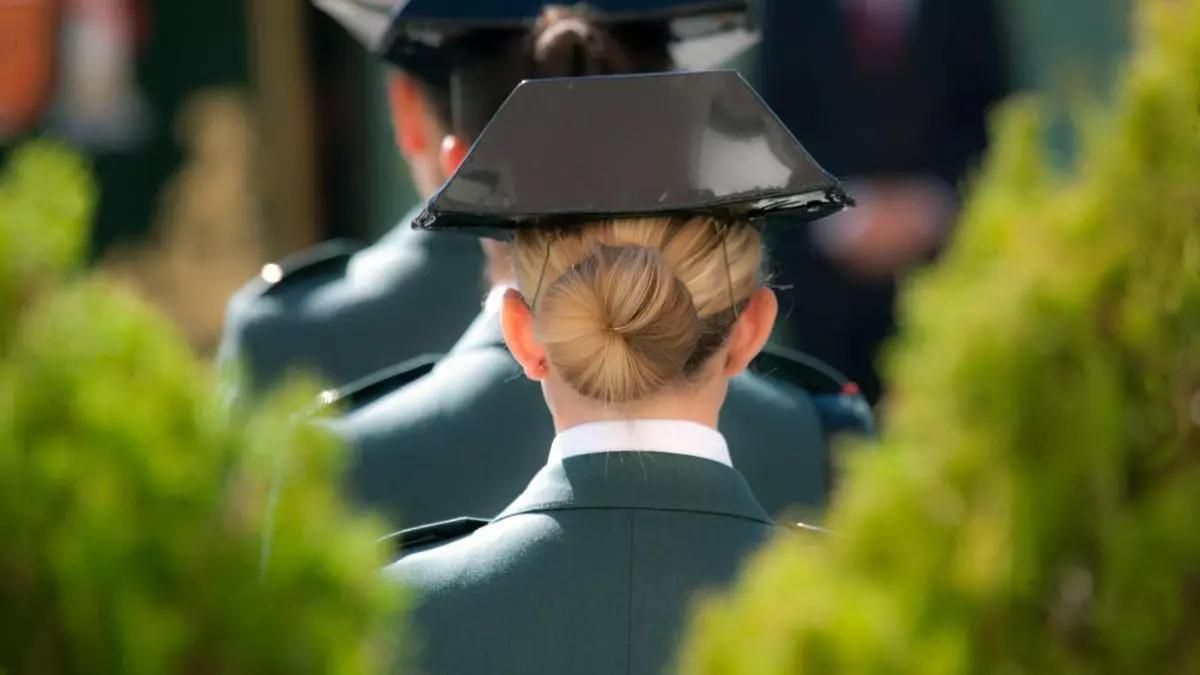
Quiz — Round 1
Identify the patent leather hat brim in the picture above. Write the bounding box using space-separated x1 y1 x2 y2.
414 70 853 240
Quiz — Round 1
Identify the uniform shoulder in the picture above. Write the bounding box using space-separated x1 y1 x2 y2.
751 343 851 394
318 352 442 411
245 239 365 299
751 344 876 437
381 517 491 558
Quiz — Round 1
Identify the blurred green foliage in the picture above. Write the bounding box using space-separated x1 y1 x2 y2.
0 142 402 674
680 1 1200 673
0 145 93 343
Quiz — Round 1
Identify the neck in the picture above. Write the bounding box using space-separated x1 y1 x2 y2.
412 165 445 201
481 240 515 287
545 379 726 434
491 276 516 290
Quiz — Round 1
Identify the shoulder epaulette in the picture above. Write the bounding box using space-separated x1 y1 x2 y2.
811 391 876 437
380 517 491 556
255 239 364 297
752 344 876 436
317 352 443 411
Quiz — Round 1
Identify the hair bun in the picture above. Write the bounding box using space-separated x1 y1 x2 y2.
532 6 631 77
536 245 701 403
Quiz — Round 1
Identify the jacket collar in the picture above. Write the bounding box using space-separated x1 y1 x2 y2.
495 452 773 525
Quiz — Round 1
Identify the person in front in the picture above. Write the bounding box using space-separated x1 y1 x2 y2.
217 0 751 402
385 70 844 675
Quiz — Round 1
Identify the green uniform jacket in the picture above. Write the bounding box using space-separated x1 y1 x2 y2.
217 214 484 397
326 307 873 525
387 452 778 675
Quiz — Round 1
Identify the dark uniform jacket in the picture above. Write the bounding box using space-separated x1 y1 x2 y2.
217 212 484 398
387 451 778 675
326 305 873 526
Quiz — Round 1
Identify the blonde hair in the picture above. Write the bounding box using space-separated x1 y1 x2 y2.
513 216 764 403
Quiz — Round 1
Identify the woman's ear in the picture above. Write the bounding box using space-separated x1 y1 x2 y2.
439 134 469 177
386 73 432 157
723 287 778 376
500 289 550 381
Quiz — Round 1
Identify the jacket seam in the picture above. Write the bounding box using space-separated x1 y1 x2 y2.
626 511 635 675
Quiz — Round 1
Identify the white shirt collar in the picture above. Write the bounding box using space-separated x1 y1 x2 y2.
548 419 732 467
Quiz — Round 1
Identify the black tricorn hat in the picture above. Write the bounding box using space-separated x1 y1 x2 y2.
413 70 853 239
313 0 750 76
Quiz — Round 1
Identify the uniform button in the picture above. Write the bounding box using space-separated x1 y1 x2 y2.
260 263 283 283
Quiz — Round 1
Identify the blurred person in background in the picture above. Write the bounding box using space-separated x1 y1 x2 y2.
385 71 834 675
758 0 1010 404
217 0 490 400
0 0 57 140
316 1 873 529
1 0 151 147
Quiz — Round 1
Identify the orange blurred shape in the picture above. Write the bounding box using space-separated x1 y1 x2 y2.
0 0 58 138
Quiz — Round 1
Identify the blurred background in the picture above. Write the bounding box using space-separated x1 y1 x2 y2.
0 0 1131 377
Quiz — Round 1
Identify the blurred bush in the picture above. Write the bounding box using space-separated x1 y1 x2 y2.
679 1 1200 673
0 142 401 673
0 144 92 338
